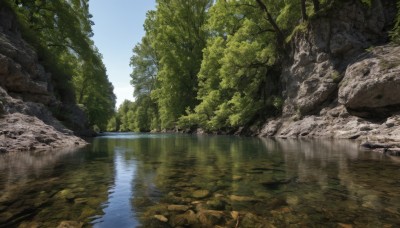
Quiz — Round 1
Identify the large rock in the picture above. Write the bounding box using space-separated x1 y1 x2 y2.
339 45 400 117
0 36 53 105
258 0 400 141
260 106 400 142
0 6 53 105
0 112 86 152
281 0 396 117
260 119 282 137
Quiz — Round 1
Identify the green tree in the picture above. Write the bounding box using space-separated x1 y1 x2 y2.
117 100 134 132
6 0 116 131
391 0 400 43
150 0 213 129
129 11 160 132
130 11 159 98
106 116 119 132
179 0 301 131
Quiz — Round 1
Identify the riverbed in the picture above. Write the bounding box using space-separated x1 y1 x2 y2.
0 133 399 227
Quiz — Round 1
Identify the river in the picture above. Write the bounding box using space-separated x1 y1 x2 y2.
0 133 399 227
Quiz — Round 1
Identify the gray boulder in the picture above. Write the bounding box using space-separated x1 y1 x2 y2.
281 0 396 117
339 45 400 117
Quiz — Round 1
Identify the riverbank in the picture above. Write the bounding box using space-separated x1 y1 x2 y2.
258 42 400 154
1 0 400 154
258 109 400 155
255 0 400 155
0 113 86 153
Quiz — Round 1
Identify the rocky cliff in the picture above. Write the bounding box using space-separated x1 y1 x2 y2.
0 6 88 152
260 0 400 149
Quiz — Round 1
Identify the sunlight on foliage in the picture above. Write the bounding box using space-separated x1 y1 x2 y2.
3 0 116 130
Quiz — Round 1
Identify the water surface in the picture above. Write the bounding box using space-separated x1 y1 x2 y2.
0 133 399 227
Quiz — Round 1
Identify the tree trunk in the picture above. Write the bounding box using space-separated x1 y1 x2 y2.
255 0 284 48
312 0 320 12
300 0 307 21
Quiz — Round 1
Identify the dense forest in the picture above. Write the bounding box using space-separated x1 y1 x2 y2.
2 0 116 131
110 0 400 133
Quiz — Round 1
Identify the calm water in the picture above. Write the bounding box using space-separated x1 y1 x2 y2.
1 133 400 227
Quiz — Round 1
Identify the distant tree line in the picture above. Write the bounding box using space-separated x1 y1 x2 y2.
111 0 400 133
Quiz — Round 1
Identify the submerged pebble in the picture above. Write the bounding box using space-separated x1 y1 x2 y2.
229 195 257 202
167 204 190 212
154 214 168 222
56 221 83 228
206 198 226 210
56 189 76 201
192 190 210 199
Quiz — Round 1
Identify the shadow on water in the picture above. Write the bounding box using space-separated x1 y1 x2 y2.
0 134 400 227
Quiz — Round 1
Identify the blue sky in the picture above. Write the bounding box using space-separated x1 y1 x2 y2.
90 0 156 108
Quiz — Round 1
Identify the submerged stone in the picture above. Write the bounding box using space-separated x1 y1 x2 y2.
206 199 226 210
56 189 75 201
271 207 292 215
154 214 168 222
79 207 97 220
214 193 224 198
229 195 257 202
197 210 224 227
233 175 243 181
17 221 40 228
241 213 273 228
86 197 102 207
192 190 210 199
230 211 239 220
194 202 209 212
169 210 197 227
144 204 168 216
253 190 271 198
166 194 191 204
56 221 83 228
338 223 353 228
286 195 299 206
167 204 190 212
74 198 88 205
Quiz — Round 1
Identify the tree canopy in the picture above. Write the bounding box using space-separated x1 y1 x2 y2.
123 0 307 132
4 0 116 130
114 0 400 133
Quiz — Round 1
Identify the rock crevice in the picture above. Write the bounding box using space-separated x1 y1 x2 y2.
260 0 400 146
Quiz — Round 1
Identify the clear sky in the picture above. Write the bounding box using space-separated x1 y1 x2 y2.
90 0 156 108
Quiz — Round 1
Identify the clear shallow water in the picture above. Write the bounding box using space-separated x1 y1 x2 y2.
0 133 400 227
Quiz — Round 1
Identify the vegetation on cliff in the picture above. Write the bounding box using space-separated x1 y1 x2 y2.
2 0 116 130
392 0 400 43
113 0 400 133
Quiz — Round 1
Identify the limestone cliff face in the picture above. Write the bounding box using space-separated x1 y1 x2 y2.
0 8 54 106
0 7 88 152
261 0 400 142
282 0 396 116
